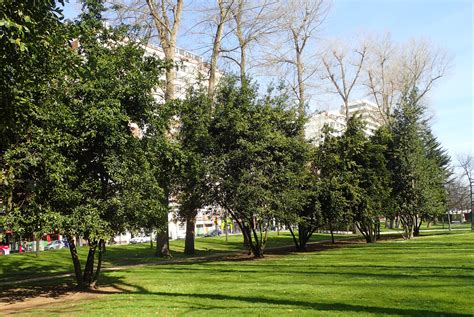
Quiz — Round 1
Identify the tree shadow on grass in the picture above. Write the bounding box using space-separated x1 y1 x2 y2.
103 279 471 317
0 275 124 305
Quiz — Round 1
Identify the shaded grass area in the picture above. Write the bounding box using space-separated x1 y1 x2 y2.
0 232 344 283
10 231 474 316
381 221 472 232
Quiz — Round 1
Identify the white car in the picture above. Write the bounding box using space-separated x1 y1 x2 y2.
130 236 147 244
130 237 143 244
44 240 66 250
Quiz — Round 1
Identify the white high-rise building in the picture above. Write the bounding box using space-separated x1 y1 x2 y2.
305 99 384 144
344 100 383 136
144 44 223 101
305 110 346 144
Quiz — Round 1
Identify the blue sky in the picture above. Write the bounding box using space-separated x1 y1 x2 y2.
324 0 473 161
62 0 473 160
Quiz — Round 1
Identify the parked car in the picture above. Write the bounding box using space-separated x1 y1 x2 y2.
204 229 222 237
44 240 66 250
130 236 145 244
0 245 10 255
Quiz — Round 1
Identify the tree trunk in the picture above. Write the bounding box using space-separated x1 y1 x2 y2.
297 226 311 251
242 225 251 254
184 214 196 255
208 0 227 97
240 45 247 88
155 228 171 257
35 235 40 257
389 217 394 229
164 61 176 101
329 223 335 244
83 241 97 287
250 226 264 258
156 191 171 257
91 239 104 288
295 49 305 119
413 216 422 237
288 225 301 251
67 235 83 287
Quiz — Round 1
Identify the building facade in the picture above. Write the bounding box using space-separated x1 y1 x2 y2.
305 99 383 144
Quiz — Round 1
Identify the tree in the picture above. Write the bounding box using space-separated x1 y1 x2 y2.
110 0 183 101
364 33 449 125
316 118 390 243
1 1 169 288
315 128 351 244
223 0 278 87
207 0 234 97
209 78 306 257
321 39 368 121
389 89 449 239
264 0 329 118
283 170 323 251
272 131 318 251
0 0 76 257
176 86 213 255
446 175 470 215
109 0 185 257
458 154 474 230
351 125 391 242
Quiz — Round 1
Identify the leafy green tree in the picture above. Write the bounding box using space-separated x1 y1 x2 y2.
0 0 76 255
1 1 169 288
389 89 449 239
279 166 323 251
316 118 391 243
209 78 306 257
175 87 213 255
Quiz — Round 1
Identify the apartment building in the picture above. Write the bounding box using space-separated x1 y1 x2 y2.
305 99 383 144
144 44 222 101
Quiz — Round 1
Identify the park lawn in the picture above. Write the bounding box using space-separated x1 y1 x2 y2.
0 232 345 283
17 231 474 316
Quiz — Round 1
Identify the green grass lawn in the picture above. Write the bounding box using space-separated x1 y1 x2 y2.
0 232 345 282
10 231 474 316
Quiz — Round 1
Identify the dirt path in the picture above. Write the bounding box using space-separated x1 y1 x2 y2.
0 239 366 315
0 286 121 316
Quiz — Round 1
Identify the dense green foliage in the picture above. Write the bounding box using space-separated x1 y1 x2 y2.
0 1 170 287
175 87 213 255
208 79 309 257
316 118 391 243
388 90 450 238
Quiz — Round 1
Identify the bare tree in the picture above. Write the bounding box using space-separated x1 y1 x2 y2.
145 0 183 101
222 0 279 87
458 154 474 230
321 38 368 121
446 175 470 212
262 0 329 118
110 0 183 102
364 33 450 124
208 0 234 97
